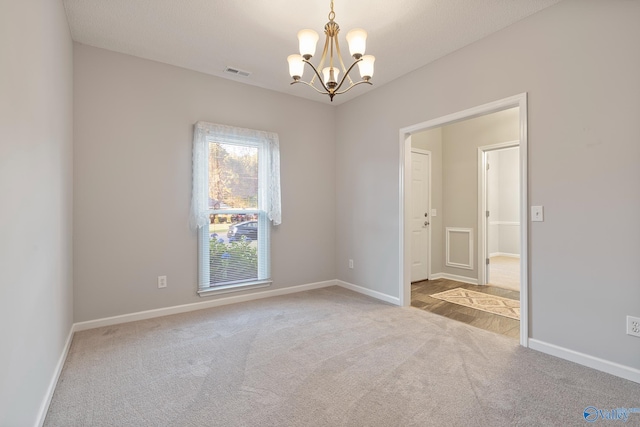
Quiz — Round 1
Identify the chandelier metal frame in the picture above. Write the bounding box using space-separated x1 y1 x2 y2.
288 0 375 101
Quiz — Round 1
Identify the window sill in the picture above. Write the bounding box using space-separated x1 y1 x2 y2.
197 280 272 297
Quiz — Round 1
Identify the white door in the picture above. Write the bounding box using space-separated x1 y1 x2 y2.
411 150 430 282
485 150 494 285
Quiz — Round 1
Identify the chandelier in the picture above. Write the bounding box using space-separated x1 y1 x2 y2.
287 0 375 102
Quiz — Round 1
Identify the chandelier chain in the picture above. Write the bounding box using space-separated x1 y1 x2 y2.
328 0 335 21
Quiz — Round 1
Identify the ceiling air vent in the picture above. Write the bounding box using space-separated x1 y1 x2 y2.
224 67 251 77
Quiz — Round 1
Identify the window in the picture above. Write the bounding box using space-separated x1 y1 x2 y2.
190 122 281 295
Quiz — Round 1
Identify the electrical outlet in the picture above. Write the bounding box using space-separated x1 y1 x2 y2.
348 259 354 269
627 316 640 338
158 276 167 289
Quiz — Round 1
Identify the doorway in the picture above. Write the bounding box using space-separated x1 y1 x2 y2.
479 144 520 291
399 94 529 346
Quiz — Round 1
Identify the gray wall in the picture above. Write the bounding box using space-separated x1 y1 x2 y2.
336 0 640 370
73 44 336 322
0 0 74 425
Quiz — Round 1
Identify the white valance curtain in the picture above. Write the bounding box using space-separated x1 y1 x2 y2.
189 121 281 230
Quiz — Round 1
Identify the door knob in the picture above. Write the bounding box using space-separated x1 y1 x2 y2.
424 221 429 226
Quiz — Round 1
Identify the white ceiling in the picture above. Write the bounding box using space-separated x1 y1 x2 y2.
63 0 562 106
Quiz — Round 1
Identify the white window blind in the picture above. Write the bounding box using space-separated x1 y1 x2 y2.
190 122 281 294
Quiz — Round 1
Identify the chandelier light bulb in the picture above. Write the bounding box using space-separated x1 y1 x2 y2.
346 28 367 58
297 29 319 59
322 67 340 87
357 55 375 79
287 54 304 79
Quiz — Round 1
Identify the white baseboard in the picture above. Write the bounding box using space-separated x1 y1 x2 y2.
430 272 478 285
490 252 520 259
528 339 640 384
336 280 401 306
74 280 337 332
36 325 74 427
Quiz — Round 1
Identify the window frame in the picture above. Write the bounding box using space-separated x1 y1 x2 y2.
190 122 280 297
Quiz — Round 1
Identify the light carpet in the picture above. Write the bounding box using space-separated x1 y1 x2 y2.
430 288 520 320
45 286 639 426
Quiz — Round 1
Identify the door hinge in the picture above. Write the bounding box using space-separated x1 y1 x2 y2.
486 210 490 218
486 258 490 265
486 163 490 170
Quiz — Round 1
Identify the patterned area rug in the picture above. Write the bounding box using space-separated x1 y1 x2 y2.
430 288 520 320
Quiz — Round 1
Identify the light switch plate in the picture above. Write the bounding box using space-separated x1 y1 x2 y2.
431 209 437 217
531 206 544 222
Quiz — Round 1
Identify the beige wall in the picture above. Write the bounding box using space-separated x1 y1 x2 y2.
336 0 640 370
73 44 336 322
0 0 74 425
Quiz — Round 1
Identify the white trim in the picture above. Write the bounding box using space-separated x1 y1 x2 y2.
490 252 520 259
74 280 337 332
35 326 74 427
478 149 486 284
401 94 527 135
518 95 529 347
197 280 271 297
399 133 411 307
481 141 520 150
410 148 431 155
445 227 474 270
429 272 478 285
528 339 640 384
489 221 520 226
337 280 401 305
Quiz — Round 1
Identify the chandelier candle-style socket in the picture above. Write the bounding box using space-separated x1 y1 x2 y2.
287 0 375 101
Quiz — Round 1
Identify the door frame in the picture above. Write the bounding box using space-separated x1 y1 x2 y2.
398 93 529 347
410 148 432 282
478 142 520 286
